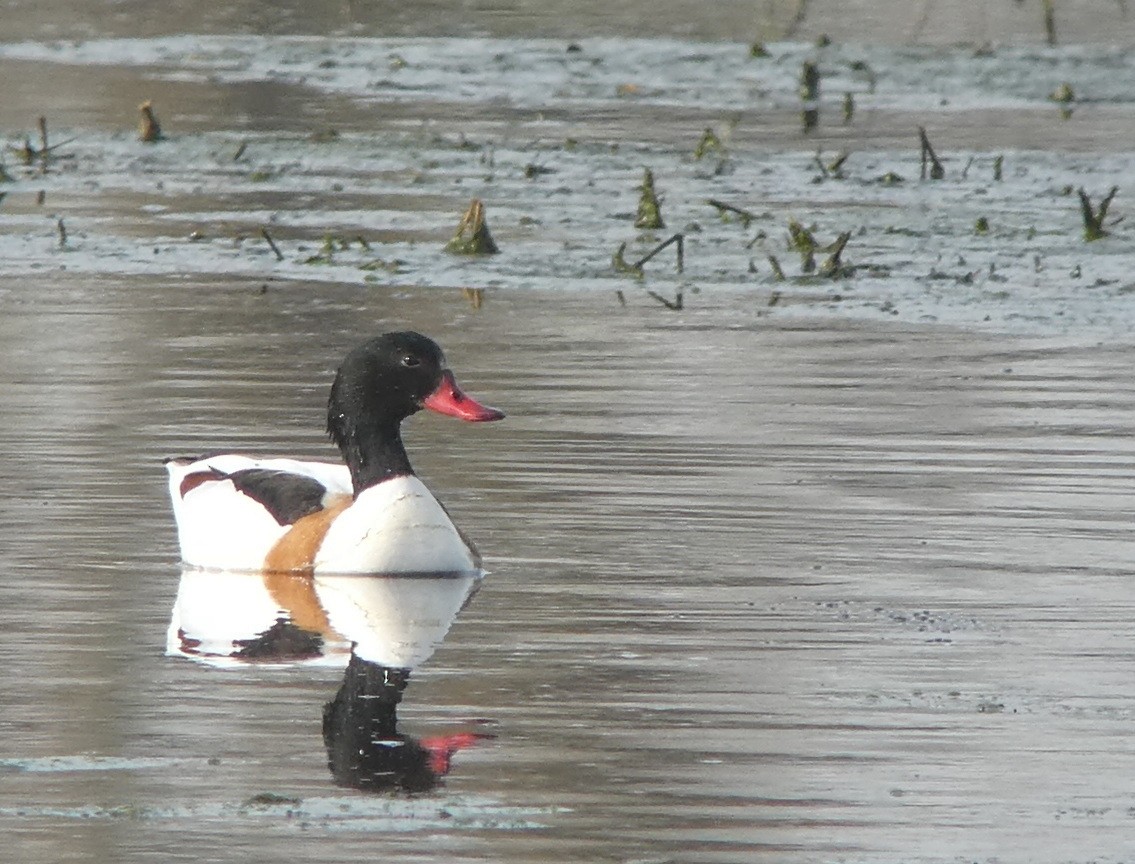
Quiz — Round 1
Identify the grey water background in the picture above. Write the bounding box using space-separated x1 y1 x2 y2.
3 2 1135 862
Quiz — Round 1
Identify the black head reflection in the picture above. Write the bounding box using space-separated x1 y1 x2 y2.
321 654 491 793
167 567 490 791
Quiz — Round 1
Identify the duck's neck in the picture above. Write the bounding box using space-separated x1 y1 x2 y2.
340 418 415 496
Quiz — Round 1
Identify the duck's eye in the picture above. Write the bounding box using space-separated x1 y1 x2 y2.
400 354 421 368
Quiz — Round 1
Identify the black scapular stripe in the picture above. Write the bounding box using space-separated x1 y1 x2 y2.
224 468 329 526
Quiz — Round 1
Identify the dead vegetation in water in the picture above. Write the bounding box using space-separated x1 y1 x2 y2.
7 116 76 171
634 168 665 229
445 198 499 255
693 128 724 161
772 218 857 279
918 127 945 180
1078 186 1119 241
138 100 163 142
707 198 756 227
613 233 685 279
259 228 284 261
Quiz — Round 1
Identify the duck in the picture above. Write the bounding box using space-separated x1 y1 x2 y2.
164 331 504 574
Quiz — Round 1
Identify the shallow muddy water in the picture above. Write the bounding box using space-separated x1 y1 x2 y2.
3 3 1135 863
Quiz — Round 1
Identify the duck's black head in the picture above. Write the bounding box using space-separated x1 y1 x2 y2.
327 332 503 492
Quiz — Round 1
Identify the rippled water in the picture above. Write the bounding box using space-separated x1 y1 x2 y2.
3 2 1135 862
2 281 1135 861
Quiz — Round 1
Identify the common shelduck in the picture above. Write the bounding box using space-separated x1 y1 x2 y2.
164 332 504 574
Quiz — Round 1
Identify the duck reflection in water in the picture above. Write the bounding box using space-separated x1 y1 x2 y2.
322 654 490 793
167 567 491 791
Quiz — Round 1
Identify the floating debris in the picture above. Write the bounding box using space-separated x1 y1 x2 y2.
241 793 302 809
1078 186 1119 241
634 168 665 230
842 92 854 124
445 198 499 255
993 154 1004 182
138 100 162 142
748 42 770 59
974 216 990 235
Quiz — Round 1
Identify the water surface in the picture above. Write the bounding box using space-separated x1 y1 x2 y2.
2 3 1135 862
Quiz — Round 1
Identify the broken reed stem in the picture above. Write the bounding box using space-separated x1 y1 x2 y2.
799 60 820 102
631 232 684 272
784 0 811 39
1043 0 1057 46
56 217 67 249
693 128 724 160
768 255 786 281
1078 185 1119 241
646 288 683 310
260 227 284 261
139 100 162 143
38 116 48 158
707 199 755 226
918 126 944 180
445 198 499 254
634 168 665 229
818 231 851 277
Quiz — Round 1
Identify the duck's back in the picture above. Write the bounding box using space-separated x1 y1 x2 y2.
166 454 352 571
